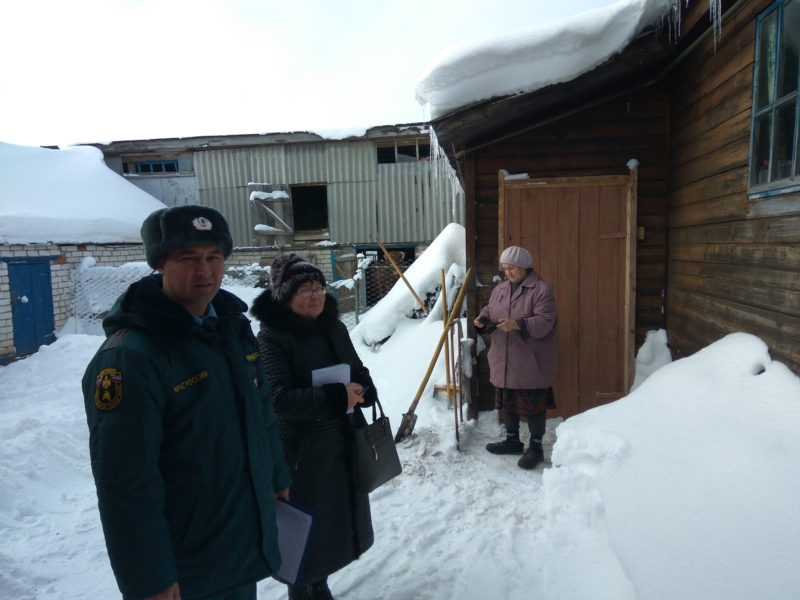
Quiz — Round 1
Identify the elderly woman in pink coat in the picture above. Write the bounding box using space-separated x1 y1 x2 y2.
474 246 557 470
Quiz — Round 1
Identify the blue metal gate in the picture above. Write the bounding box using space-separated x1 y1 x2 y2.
4 257 56 357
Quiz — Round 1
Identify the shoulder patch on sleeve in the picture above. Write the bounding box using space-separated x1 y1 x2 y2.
95 368 123 410
102 327 132 351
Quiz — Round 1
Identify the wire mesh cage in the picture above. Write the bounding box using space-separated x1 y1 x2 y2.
70 260 154 333
332 255 426 331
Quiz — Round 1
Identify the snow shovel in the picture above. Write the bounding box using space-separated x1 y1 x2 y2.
395 268 472 442
376 237 428 314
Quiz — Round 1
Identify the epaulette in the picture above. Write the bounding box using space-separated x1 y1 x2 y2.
102 327 132 351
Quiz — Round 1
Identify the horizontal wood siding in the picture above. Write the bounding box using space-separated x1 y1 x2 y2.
470 86 670 408
667 0 800 375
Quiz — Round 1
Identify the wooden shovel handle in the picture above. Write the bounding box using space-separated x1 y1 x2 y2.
376 237 428 314
404 268 472 417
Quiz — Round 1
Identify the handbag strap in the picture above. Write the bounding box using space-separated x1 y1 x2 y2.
356 395 386 428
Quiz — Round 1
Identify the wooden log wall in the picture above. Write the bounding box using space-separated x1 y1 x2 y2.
667 0 800 375
470 86 671 407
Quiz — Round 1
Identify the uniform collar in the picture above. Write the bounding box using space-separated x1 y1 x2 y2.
192 302 218 328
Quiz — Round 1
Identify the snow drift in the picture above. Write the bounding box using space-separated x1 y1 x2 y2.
538 332 800 599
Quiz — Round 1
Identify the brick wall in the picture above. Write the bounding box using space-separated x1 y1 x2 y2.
0 261 11 360
0 243 343 362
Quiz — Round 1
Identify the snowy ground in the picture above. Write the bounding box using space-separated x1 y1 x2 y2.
1 283 798 599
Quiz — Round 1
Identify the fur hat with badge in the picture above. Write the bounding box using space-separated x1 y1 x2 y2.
141 205 233 269
270 253 326 304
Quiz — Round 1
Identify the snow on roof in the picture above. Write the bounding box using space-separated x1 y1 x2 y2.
415 0 674 119
308 126 370 140
0 141 166 245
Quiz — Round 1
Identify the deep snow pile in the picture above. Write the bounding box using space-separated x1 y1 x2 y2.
540 333 800 599
415 0 676 118
350 222 466 346
0 141 164 244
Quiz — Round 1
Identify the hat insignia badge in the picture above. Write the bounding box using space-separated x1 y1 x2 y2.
192 217 213 231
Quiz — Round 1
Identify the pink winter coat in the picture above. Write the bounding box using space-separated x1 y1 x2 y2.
478 269 557 390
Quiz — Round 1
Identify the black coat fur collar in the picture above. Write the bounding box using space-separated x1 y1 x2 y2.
250 288 340 335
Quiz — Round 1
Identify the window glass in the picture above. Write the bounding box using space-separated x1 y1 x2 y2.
135 160 179 174
772 102 797 179
778 0 799 98
756 11 778 109
752 112 773 184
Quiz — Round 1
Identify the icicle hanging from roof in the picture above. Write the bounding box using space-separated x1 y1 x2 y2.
709 0 722 50
429 128 464 223
665 0 722 49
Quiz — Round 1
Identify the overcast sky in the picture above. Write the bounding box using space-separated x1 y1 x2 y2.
0 0 617 147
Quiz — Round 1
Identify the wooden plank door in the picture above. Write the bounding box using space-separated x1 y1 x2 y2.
499 172 637 419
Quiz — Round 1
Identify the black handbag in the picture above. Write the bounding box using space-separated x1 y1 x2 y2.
352 398 402 494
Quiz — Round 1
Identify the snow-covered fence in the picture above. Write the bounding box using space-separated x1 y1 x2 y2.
221 263 271 288
332 255 426 331
68 260 271 335
69 258 153 335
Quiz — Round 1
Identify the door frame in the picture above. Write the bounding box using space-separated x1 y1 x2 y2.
498 170 639 394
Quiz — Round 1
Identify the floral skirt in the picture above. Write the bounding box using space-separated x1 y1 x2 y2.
495 386 556 417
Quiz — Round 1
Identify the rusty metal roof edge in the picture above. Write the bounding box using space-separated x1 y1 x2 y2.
82 122 432 155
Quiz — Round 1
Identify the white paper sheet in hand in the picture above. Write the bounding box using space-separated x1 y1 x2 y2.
275 499 315 587
311 363 350 386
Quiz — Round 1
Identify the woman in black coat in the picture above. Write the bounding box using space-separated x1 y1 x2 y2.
251 253 376 600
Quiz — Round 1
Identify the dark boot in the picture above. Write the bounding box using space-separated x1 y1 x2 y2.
517 445 544 470
310 579 334 600
486 433 524 455
288 584 313 600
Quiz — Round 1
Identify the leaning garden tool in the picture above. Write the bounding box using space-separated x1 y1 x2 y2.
395 268 472 442
451 318 464 451
441 269 452 403
376 237 428 314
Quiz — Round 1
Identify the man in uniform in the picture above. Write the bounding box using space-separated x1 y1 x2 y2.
83 205 291 600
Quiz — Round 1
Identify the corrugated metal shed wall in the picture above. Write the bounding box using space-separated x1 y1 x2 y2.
250 146 286 183
325 142 375 183
375 163 420 242
328 182 378 244
200 187 255 247
196 150 256 247
192 140 463 247
196 149 251 189
286 143 327 184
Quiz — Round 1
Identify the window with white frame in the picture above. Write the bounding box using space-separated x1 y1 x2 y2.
749 0 800 196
